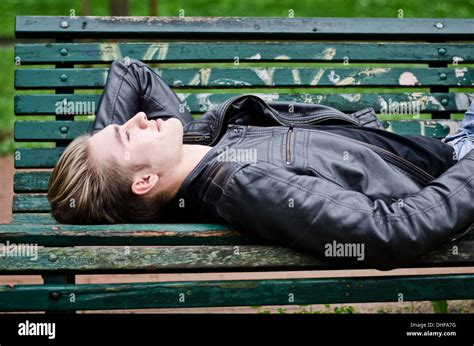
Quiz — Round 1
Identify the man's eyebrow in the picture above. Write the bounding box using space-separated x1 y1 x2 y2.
114 126 124 148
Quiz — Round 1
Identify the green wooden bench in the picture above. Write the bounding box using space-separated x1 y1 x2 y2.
1 16 473 312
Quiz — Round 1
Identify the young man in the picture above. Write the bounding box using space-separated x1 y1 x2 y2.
48 59 474 267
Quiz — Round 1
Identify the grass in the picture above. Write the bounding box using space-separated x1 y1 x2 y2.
0 47 15 156
0 0 473 156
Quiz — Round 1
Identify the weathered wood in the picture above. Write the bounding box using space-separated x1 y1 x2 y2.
15 16 474 40
13 194 49 212
11 213 57 224
15 42 474 64
14 92 472 115
14 67 474 88
0 241 473 274
383 119 458 138
0 222 472 247
15 121 91 141
1 274 473 311
0 223 249 246
0 245 334 273
14 148 63 168
14 171 52 192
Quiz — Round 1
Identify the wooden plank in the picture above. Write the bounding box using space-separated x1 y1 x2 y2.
14 67 474 89
11 213 57 224
14 92 473 115
0 242 467 274
382 119 457 138
14 94 99 115
0 222 472 247
13 194 49 212
14 171 51 192
1 274 473 311
14 42 474 64
14 121 91 141
0 245 334 273
0 223 248 246
0 241 473 274
15 16 474 40
14 148 64 168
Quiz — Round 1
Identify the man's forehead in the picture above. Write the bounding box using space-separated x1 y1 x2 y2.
89 125 121 161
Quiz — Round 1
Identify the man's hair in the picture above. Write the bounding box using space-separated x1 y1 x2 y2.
47 134 169 224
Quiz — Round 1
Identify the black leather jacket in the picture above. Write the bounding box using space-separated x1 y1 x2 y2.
93 59 474 267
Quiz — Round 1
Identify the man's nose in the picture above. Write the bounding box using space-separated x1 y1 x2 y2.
133 112 148 129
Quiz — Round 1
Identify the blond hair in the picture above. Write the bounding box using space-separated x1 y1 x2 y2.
48 134 168 224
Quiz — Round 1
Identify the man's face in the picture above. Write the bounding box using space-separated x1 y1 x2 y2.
89 112 184 175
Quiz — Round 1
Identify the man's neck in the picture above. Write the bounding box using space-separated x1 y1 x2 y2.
161 144 212 199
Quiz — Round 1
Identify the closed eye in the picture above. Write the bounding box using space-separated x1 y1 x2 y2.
126 130 130 142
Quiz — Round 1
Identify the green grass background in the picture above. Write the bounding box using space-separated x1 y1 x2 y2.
0 0 473 155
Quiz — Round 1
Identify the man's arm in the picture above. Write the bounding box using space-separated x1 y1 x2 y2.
93 58 193 134
214 152 474 268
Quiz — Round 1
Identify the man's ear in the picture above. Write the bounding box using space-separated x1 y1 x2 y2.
131 173 159 196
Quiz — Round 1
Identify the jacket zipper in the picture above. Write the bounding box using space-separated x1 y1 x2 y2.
358 141 436 186
286 127 293 164
183 134 211 143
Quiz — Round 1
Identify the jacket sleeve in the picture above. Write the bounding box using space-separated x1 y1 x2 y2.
93 59 193 134
215 151 474 268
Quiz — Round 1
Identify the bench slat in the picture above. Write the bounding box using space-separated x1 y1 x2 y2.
11 213 57 224
14 211 221 225
1 222 472 246
15 16 474 40
1 274 474 311
14 42 474 64
14 171 51 192
14 67 474 88
0 242 473 274
0 223 250 246
15 121 90 141
14 92 472 116
13 194 49 212
14 148 62 168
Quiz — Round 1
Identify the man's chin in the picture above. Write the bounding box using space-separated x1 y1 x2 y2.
165 117 184 129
